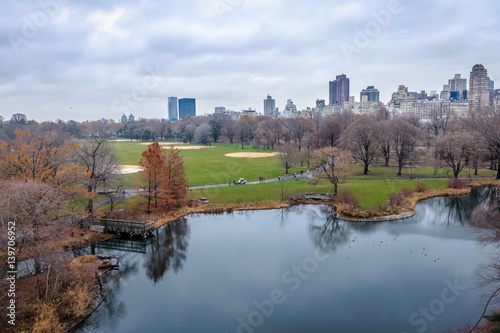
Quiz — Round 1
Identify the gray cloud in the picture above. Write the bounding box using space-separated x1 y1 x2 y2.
0 0 499 121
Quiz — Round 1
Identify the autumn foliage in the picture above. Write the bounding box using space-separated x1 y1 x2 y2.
0 129 86 186
138 142 188 213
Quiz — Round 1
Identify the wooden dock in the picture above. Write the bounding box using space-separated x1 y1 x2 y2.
92 219 155 236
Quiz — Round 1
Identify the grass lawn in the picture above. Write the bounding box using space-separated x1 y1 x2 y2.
113 141 308 186
187 179 450 210
113 141 497 188
346 165 497 180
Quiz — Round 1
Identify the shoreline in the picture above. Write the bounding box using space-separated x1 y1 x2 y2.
63 182 495 332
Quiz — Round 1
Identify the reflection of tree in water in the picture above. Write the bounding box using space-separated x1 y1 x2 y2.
442 188 490 226
349 221 378 234
274 206 303 228
144 218 190 283
308 206 351 254
468 187 500 317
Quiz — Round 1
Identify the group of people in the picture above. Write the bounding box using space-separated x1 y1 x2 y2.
258 176 266 183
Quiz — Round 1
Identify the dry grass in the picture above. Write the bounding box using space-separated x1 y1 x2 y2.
72 255 98 264
62 283 89 319
32 302 65 333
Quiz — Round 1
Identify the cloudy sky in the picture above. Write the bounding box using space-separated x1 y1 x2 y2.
0 0 499 122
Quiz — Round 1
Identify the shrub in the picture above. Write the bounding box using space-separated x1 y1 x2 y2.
32 302 64 333
339 192 358 209
388 192 408 207
448 178 467 189
63 283 89 319
415 182 428 193
400 187 414 197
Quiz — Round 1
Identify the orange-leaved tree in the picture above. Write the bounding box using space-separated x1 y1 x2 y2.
139 142 167 213
0 128 85 185
162 145 188 210
138 143 188 213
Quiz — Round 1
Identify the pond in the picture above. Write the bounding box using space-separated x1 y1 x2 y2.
72 189 497 333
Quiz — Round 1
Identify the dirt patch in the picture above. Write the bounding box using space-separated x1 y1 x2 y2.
119 165 143 174
225 152 281 158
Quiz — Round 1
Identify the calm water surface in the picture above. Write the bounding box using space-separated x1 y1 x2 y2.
73 189 496 333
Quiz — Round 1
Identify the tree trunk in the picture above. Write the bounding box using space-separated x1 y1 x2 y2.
333 183 338 197
397 164 403 176
497 162 500 180
363 164 369 175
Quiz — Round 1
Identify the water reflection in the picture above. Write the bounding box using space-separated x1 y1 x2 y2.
144 218 190 283
308 206 351 253
73 189 498 333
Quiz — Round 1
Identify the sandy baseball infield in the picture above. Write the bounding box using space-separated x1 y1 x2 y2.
119 165 143 174
225 152 281 158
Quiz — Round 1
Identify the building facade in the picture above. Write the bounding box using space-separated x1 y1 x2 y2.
282 99 299 118
360 86 380 102
264 94 276 117
469 64 490 110
178 98 196 119
329 74 350 106
168 97 178 121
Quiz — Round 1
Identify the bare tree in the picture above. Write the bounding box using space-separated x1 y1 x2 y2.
194 123 212 145
10 113 27 125
315 147 351 196
435 131 473 178
341 116 380 174
379 121 392 167
277 143 298 174
285 117 315 151
233 115 255 149
75 126 121 215
467 107 500 179
318 114 349 147
427 107 456 137
389 118 422 176
183 124 196 144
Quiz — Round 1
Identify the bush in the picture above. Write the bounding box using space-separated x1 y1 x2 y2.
339 192 358 209
448 178 467 189
32 302 64 333
388 192 408 207
400 187 414 197
63 283 89 319
415 182 428 193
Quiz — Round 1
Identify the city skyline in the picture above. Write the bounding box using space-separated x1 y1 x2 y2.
0 1 499 121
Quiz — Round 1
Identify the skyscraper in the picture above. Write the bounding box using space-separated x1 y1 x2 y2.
168 97 178 121
264 94 276 117
178 98 196 119
329 74 350 106
448 74 467 100
469 64 489 110
360 86 380 102
488 77 495 90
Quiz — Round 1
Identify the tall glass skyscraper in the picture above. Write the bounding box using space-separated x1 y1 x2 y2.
179 98 196 119
168 97 178 121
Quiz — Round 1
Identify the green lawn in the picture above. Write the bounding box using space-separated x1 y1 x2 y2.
347 165 497 180
113 142 308 186
187 179 450 210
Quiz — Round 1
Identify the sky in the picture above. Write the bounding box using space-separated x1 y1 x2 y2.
0 0 499 122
